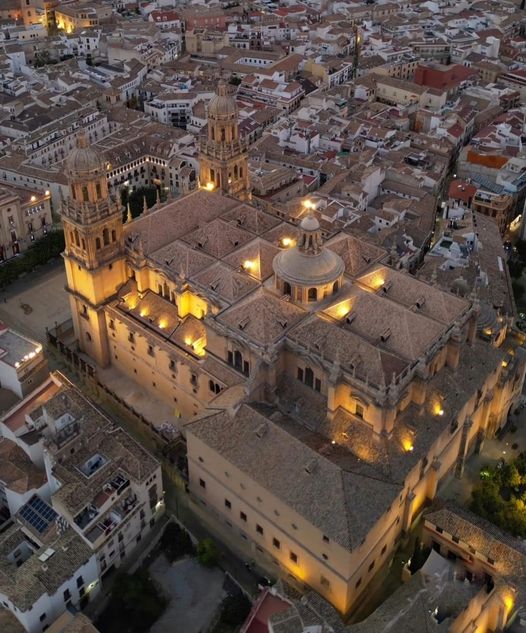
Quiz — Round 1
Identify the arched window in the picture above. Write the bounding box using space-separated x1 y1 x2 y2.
234 350 242 370
283 282 291 296
69 230 75 244
221 128 226 141
96 182 102 199
211 127 215 141
96 237 101 250
72 188 76 200
304 367 314 389
103 228 109 246
82 186 89 202
74 230 80 247
234 165 238 179
239 167 243 178
111 229 116 242
210 168 215 183
333 280 339 294
81 238 86 250
308 287 317 302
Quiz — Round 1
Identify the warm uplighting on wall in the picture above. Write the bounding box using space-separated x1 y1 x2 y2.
184 335 206 357
337 303 350 318
139 307 149 318
402 438 414 452
30 195 37 202
503 592 515 615
243 260 255 271
280 237 294 247
369 274 385 290
45 190 50 197
204 182 215 191
433 402 444 416
303 199 314 210
124 294 139 310
158 318 168 329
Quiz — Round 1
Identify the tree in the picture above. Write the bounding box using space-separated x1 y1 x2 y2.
121 185 161 219
408 538 430 573
197 537 219 567
229 76 241 86
0 230 65 289
512 279 524 302
516 240 526 262
220 593 252 626
97 570 167 633
508 259 524 278
159 522 194 562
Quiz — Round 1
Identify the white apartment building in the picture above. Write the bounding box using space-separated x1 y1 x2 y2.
0 521 99 633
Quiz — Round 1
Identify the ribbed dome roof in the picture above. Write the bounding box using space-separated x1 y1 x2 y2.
300 213 320 232
208 79 237 118
477 301 498 332
273 246 345 287
66 132 105 178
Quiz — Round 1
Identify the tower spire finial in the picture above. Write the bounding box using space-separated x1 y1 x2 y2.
77 129 88 149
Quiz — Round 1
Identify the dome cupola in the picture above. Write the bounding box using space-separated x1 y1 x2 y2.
66 131 105 182
272 211 344 305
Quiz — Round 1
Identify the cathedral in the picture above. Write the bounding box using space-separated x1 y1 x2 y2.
61 82 526 615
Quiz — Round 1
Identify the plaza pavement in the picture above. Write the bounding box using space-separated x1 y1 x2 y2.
0 260 69 342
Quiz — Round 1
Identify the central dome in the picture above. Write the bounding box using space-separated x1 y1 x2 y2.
66 132 105 180
273 211 345 304
207 79 237 119
273 246 345 286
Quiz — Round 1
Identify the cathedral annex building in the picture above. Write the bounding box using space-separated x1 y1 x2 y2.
60 82 526 616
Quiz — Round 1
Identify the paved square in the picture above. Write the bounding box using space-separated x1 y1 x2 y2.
149 555 225 633
0 264 69 342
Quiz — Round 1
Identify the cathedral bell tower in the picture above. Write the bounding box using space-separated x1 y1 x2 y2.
199 79 250 200
61 132 127 367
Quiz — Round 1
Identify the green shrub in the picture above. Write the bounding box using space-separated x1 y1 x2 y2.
197 537 219 567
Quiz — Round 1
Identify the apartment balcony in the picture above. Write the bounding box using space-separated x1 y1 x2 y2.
85 493 138 546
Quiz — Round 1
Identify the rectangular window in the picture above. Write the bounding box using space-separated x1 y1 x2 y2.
147 345 154 357
63 589 71 601
199 478 206 489
256 524 264 535
322 535 330 543
225 498 231 510
355 578 362 589
273 537 281 550
381 544 387 555
76 576 84 588
320 575 330 590
355 404 364 419
297 367 304 381
290 551 298 564
240 511 247 522
314 378 321 392
368 560 375 571
39 613 46 622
